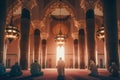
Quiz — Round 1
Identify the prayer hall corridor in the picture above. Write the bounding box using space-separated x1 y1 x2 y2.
0 0 120 80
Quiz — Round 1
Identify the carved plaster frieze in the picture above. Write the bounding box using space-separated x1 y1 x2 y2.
21 0 37 10
94 0 103 16
31 19 49 39
6 0 21 24
31 20 45 29
71 32 78 40
40 32 49 40
31 20 49 36
43 1 75 23
71 19 86 40
80 0 99 12
95 0 103 12
74 20 85 29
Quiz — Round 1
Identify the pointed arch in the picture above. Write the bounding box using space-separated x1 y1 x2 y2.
42 0 77 21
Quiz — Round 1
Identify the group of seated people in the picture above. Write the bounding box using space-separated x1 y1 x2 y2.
0 59 119 79
88 60 119 77
0 60 43 78
0 62 23 78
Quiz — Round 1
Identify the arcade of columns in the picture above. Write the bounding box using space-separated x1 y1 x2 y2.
0 0 119 70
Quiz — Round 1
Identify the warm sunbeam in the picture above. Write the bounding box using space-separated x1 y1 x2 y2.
56 46 65 65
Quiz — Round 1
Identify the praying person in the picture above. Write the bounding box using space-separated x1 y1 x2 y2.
109 62 119 77
9 62 22 76
30 60 43 76
57 57 65 76
88 60 98 77
0 63 6 76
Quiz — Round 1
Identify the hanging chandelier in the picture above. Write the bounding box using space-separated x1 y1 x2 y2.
96 24 105 40
55 28 67 46
54 0 68 46
5 4 20 42
5 24 20 42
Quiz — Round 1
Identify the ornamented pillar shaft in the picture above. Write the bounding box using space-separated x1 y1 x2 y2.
86 9 96 63
0 0 6 63
79 29 85 69
102 0 119 68
42 39 46 68
20 8 30 70
34 29 40 61
74 39 78 68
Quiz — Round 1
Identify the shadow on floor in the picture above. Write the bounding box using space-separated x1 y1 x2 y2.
89 75 120 80
0 74 43 80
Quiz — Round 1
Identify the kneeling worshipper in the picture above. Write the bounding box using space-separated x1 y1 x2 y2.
88 60 98 77
30 60 43 76
9 62 22 77
0 63 7 76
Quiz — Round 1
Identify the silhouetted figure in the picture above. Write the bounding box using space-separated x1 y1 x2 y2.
30 60 43 76
57 57 65 76
88 60 98 77
57 75 65 80
0 63 6 76
9 62 22 77
109 62 119 77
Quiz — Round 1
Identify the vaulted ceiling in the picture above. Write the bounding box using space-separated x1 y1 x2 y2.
6 0 120 39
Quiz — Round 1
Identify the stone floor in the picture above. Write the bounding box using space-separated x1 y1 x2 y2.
1 69 120 80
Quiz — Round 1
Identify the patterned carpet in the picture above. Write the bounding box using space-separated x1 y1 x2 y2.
0 69 120 80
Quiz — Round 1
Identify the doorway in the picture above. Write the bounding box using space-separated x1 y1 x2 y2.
56 46 65 65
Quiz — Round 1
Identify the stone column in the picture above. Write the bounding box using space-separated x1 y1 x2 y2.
0 0 6 63
74 39 78 68
102 0 119 68
42 39 46 68
79 29 85 69
86 9 96 63
28 35 31 68
20 8 30 70
18 39 20 65
34 29 40 61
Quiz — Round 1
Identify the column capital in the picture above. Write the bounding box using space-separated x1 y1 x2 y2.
21 0 37 10
72 32 78 40
74 20 85 29
31 20 45 30
80 0 98 12
40 32 48 40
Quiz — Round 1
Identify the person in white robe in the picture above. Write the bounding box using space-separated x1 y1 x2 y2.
57 57 65 76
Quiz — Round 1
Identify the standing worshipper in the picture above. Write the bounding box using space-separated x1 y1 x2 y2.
57 57 65 76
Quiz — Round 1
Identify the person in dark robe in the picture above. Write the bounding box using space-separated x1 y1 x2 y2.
109 62 119 77
88 60 98 77
30 60 43 76
0 63 6 76
9 62 22 76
